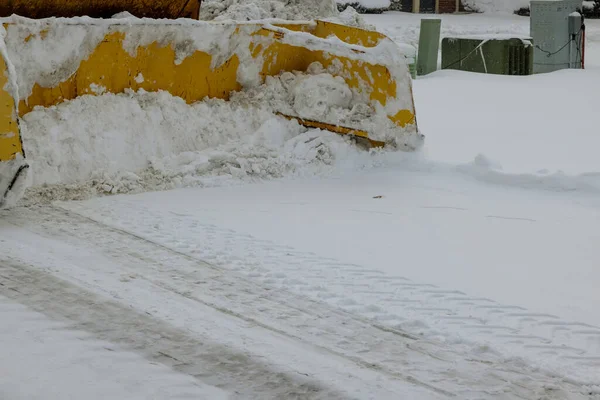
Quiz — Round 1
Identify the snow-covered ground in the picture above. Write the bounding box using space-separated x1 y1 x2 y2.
2 10 600 400
0 296 228 400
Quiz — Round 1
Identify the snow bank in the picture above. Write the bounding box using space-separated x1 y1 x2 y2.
199 0 373 29
337 0 391 12
200 0 338 21
462 0 529 13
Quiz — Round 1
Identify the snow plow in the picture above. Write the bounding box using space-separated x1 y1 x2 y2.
0 5 420 208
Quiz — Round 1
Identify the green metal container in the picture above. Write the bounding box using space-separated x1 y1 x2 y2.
441 36 534 75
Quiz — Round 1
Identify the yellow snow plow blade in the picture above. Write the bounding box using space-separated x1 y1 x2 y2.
0 57 21 160
0 17 419 207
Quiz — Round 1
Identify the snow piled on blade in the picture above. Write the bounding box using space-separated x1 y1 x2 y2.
1 19 258 103
18 78 408 205
3 10 420 207
234 62 422 148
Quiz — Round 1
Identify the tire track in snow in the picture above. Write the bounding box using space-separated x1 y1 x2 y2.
0 261 358 400
56 200 600 388
0 210 450 400
1 205 594 399
0 294 227 400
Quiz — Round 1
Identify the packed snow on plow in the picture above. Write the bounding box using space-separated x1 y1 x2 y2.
0 10 422 208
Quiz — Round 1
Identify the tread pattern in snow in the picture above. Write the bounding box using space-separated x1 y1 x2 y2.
0 294 225 400
57 201 600 388
1 205 597 399
0 261 352 400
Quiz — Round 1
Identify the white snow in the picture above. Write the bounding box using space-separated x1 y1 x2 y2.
0 25 20 102
55 163 600 386
337 0 392 10
199 0 376 29
0 296 228 400
18 88 320 201
415 69 599 175
2 9 600 400
199 0 339 21
17 64 421 204
0 214 448 400
0 19 256 101
462 0 530 13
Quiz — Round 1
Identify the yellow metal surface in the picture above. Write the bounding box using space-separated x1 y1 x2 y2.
313 20 386 47
19 30 243 115
15 22 415 124
0 0 201 20
0 56 22 161
253 24 414 128
277 113 385 148
0 20 417 162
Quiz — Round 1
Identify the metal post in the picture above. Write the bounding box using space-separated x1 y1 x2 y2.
416 18 441 76
568 12 582 68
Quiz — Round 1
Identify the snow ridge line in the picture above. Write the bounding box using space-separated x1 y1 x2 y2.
2 205 594 399
58 200 600 388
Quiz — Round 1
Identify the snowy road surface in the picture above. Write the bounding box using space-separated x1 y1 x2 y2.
2 10 600 400
0 295 228 400
0 200 597 399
